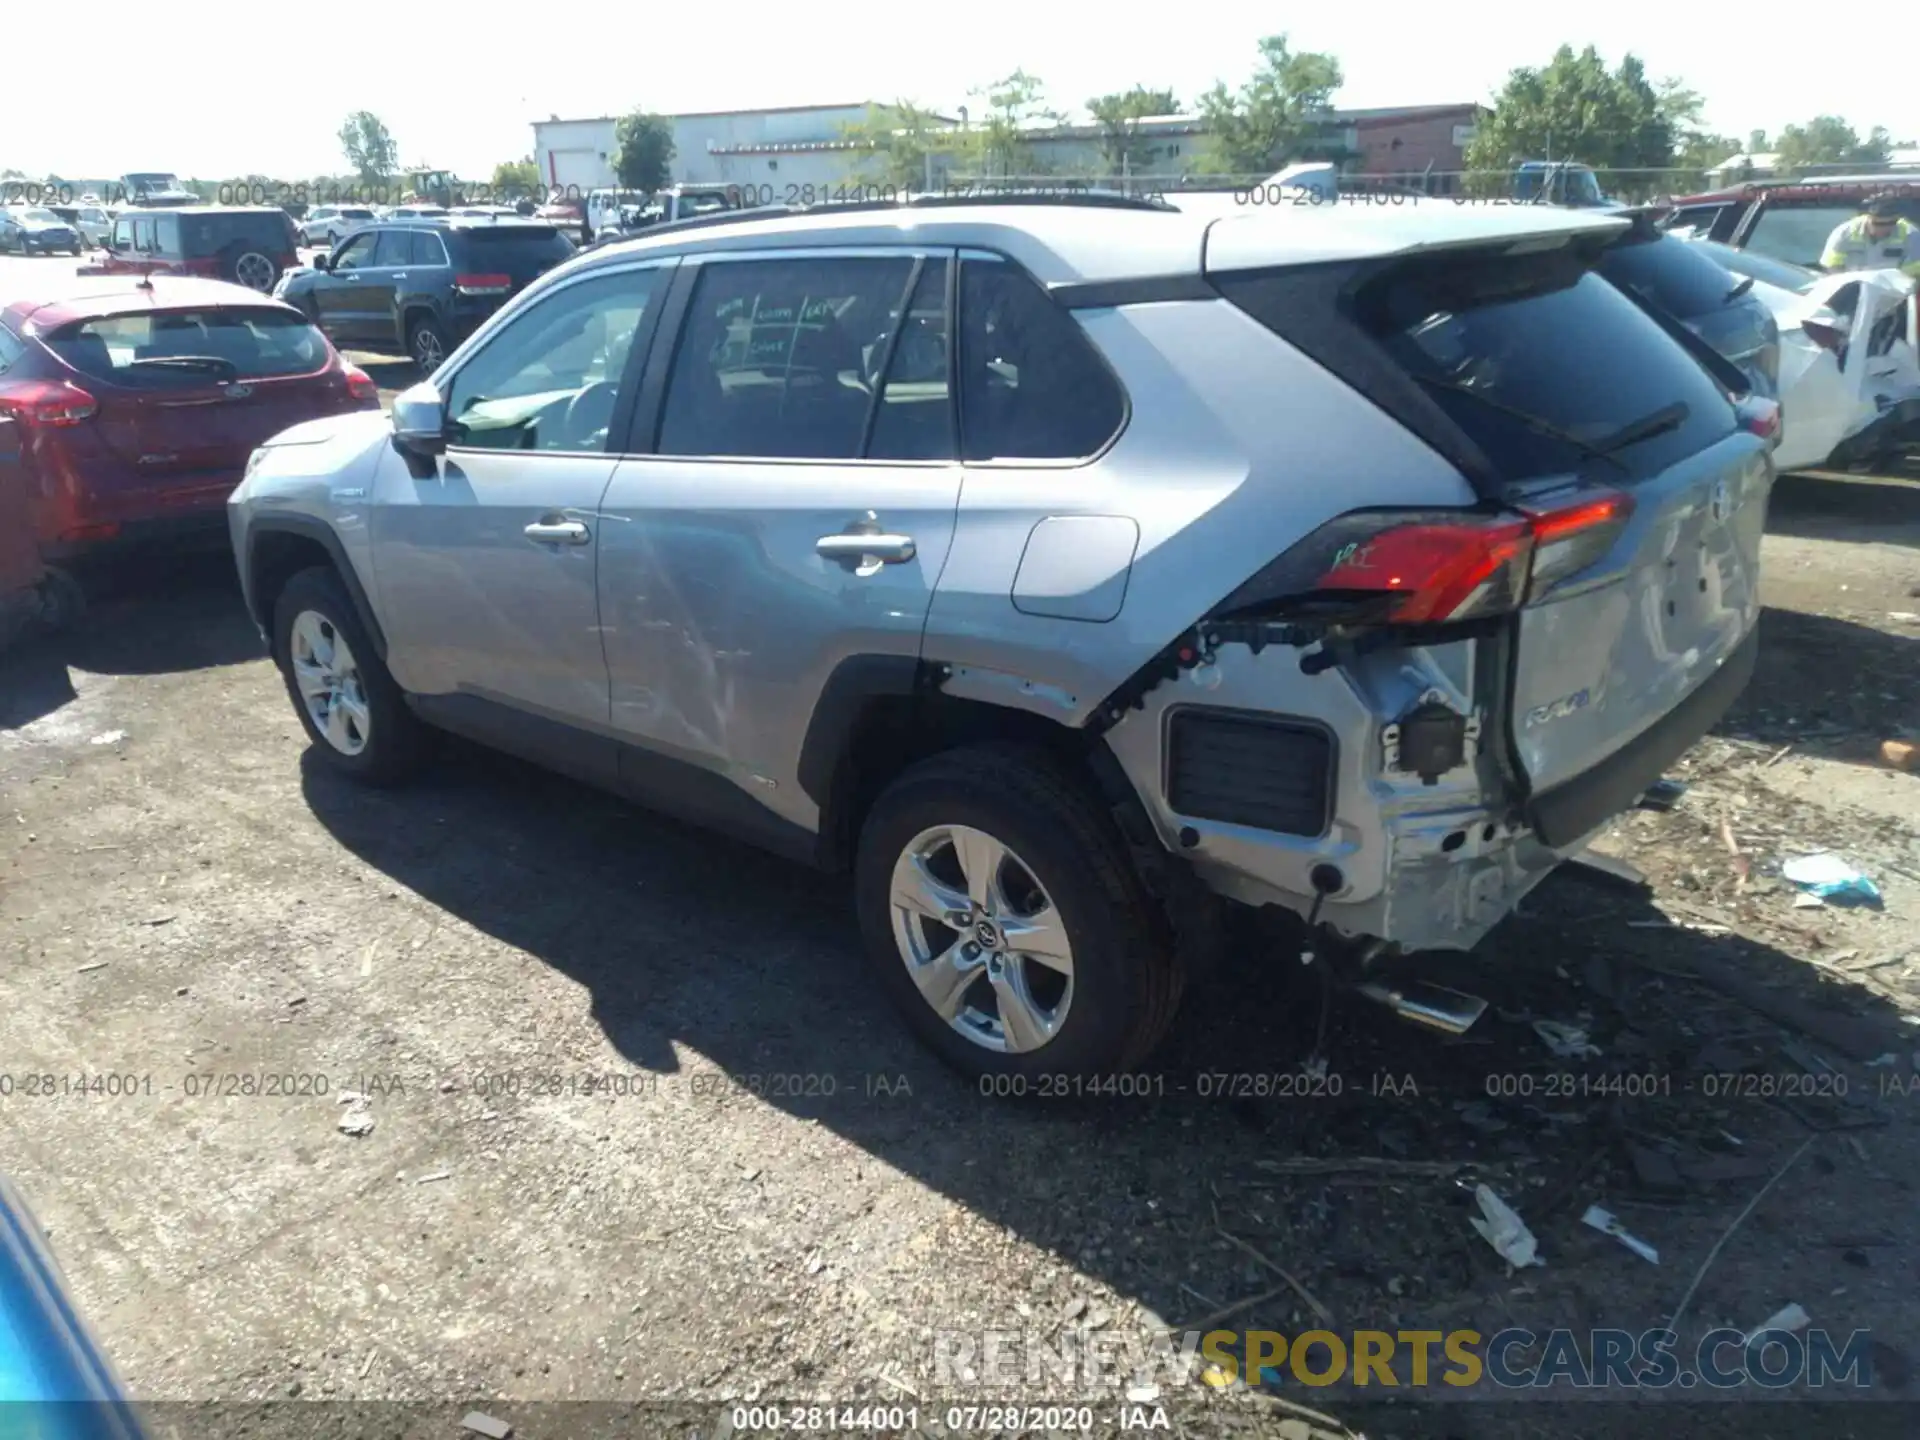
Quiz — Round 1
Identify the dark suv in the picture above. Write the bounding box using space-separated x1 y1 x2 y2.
274 218 576 369
99 206 301 293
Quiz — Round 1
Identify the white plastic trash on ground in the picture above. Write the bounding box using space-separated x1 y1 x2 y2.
1470 1185 1543 1268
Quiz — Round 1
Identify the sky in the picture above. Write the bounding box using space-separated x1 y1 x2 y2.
8 2 1913 180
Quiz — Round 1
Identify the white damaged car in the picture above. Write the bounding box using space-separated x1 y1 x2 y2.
1685 239 1920 472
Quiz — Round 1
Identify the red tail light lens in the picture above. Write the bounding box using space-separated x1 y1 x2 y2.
1219 490 1635 626
1318 515 1534 623
454 273 511 296
342 363 379 403
0 378 99 427
1737 396 1781 445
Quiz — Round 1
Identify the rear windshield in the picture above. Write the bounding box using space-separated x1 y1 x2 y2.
340 208 375 220
1693 240 1817 295
1596 234 1744 319
455 227 575 267
179 212 295 257
43 307 330 385
1357 250 1737 483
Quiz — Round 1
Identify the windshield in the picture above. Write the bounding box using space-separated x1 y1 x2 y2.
43 307 331 385
678 192 734 217
124 174 183 191
1691 240 1818 295
16 208 60 224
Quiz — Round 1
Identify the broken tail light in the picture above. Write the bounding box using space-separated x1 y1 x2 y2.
1214 490 1635 626
0 378 99 427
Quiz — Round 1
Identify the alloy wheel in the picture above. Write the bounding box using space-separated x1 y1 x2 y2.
412 327 445 370
234 251 276 291
289 610 371 756
888 824 1075 1053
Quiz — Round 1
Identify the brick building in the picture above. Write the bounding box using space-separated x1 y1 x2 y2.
1336 103 1488 186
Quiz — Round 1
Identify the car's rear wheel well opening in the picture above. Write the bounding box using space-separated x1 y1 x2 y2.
249 533 336 642
819 694 1101 872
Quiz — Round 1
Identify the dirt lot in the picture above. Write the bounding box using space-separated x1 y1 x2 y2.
5 421 1920 1432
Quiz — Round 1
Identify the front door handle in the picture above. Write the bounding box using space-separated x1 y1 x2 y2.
391 272 408 280
525 519 590 545
816 533 915 564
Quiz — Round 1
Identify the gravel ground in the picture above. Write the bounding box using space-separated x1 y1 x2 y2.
3 245 1920 1436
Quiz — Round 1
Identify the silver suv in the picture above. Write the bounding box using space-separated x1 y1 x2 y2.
228 195 1775 1079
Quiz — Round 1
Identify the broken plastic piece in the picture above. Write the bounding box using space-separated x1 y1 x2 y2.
1582 1205 1660 1264
1637 778 1689 811
1470 1184 1543 1269
1533 1020 1601 1059
1782 854 1881 906
1743 1303 1811 1349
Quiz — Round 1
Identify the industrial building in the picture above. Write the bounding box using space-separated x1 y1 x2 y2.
530 100 1487 193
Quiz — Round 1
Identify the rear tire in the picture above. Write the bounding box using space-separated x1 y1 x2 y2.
854 743 1183 1081
36 566 85 633
271 566 421 786
407 316 449 372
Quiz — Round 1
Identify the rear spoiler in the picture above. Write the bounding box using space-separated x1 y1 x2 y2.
1203 205 1630 274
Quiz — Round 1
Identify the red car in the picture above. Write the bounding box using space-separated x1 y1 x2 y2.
0 275 380 567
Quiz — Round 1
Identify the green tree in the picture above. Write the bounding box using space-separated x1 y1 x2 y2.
338 111 399 187
1195 35 1345 178
1773 117 1893 174
965 70 1063 177
613 112 676 192
491 157 541 198
1089 86 1179 176
841 102 965 188
1465 46 1679 198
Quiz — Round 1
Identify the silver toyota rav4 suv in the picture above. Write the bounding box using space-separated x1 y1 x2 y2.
229 194 1775 1080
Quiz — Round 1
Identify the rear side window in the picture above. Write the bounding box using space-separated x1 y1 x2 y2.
43 307 331 384
1358 253 1736 483
179 212 294 258
371 230 412 267
406 230 448 266
657 255 919 460
1596 235 1742 320
957 258 1125 461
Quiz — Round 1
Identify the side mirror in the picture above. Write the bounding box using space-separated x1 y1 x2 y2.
311 252 330 272
391 382 448 456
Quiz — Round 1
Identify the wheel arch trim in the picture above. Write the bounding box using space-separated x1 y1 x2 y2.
244 515 389 661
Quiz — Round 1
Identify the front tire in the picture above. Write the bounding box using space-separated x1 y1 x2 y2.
855 744 1183 1080
271 566 421 785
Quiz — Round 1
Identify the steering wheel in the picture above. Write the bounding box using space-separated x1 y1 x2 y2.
560 381 620 449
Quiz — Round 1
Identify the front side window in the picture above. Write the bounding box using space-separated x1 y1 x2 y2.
444 267 660 453
111 218 134 250
657 255 919 460
43 307 331 385
331 232 379 269
957 258 1126 462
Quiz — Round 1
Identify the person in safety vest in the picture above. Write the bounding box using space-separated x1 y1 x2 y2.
1819 192 1920 274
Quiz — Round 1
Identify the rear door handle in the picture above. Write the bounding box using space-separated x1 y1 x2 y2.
391 272 408 280
525 519 590 545
816 533 915 564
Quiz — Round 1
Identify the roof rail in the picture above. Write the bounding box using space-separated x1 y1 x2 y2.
601 188 1179 245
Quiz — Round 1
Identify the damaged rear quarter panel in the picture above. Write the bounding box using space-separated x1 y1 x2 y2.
920 298 1476 720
